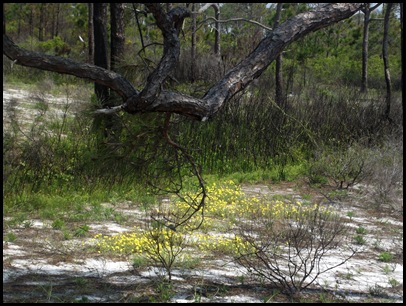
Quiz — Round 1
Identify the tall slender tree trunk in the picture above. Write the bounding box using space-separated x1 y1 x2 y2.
274 3 284 108
190 3 196 83
109 3 126 141
88 3 94 64
17 5 22 38
110 3 125 74
360 4 370 93
213 4 221 77
38 3 45 41
28 6 33 38
93 3 111 140
382 3 393 122
213 5 220 57
93 3 109 104
54 3 60 37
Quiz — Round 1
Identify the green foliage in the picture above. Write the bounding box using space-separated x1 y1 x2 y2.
378 252 394 262
356 226 367 235
308 143 371 189
52 219 65 230
4 232 17 243
353 235 367 245
74 224 90 237
37 36 66 55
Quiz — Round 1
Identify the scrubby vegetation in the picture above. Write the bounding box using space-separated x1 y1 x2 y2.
3 3 403 303
91 181 357 295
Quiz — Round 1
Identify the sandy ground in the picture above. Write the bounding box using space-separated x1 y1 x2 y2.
3 183 403 303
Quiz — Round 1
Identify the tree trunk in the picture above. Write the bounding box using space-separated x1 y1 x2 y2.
382 3 393 122
93 3 109 104
109 3 126 140
55 4 60 37
360 3 381 93
190 3 196 83
360 4 370 93
88 3 94 64
110 3 125 75
38 3 45 41
274 3 284 108
28 6 33 38
213 4 220 57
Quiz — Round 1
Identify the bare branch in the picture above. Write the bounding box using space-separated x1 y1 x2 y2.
94 105 123 115
203 16 273 32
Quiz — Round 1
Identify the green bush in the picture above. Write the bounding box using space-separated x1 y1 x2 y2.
308 143 372 189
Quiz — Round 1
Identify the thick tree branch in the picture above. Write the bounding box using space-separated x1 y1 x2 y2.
202 3 364 116
3 3 363 121
3 34 138 99
139 4 190 105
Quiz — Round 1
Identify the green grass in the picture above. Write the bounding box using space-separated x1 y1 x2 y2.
378 252 394 263
353 235 367 245
4 187 135 222
356 226 367 235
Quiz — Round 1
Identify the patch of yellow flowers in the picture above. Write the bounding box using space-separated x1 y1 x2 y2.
90 180 336 264
91 227 186 256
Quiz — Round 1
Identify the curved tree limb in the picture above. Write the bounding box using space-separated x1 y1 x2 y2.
3 34 138 99
3 3 363 121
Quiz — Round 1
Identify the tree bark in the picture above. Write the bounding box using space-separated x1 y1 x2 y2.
360 3 380 93
38 3 45 41
88 3 94 64
382 3 393 121
274 3 284 108
93 3 109 105
3 3 364 121
190 3 196 83
212 4 220 57
108 3 126 140
360 4 370 93
110 3 125 73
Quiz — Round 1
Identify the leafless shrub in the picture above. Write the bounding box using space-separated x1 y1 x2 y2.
233 204 358 296
363 134 403 214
